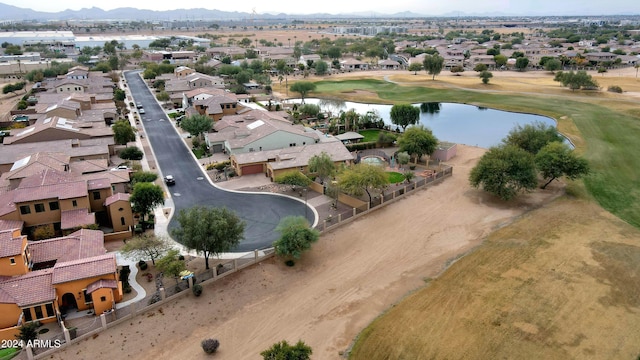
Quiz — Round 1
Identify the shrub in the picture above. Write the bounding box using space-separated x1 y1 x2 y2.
608 85 623 93
192 284 203 297
33 224 55 240
138 260 148 270
213 160 231 171
119 146 144 160
201 338 219 354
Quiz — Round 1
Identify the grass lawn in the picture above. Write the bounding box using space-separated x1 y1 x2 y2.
192 148 205 159
386 171 404 184
0 347 18 359
311 78 640 229
358 129 380 143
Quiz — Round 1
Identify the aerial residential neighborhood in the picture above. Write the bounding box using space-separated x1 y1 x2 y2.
0 1 639 359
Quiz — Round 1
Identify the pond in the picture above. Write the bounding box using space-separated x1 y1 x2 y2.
287 99 558 149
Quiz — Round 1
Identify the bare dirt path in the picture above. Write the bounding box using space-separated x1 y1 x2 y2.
50 145 564 359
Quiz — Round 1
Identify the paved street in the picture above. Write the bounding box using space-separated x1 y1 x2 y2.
123 71 315 251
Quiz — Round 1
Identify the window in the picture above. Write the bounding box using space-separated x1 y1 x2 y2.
120 217 126 226
19 205 31 215
100 296 107 302
34 203 45 213
10 258 15 265
34 306 43 319
72 200 78 207
45 303 54 317
49 201 59 211
83 289 92 304
22 308 32 322
92 191 101 200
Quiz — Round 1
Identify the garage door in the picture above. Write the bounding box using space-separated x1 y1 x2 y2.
241 164 263 175
211 144 223 153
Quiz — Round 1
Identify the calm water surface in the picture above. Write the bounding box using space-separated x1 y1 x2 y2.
289 99 557 148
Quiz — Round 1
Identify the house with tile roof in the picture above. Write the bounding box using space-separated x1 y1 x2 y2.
0 228 122 341
231 140 353 180
206 109 320 157
0 167 133 240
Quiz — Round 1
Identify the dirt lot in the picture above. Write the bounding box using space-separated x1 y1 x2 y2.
49 144 570 359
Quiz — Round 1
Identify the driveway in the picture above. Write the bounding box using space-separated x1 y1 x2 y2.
123 71 315 251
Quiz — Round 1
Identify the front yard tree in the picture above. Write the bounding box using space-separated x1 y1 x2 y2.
314 60 329 75
469 144 537 200
390 104 420 131
180 114 213 139
397 125 438 163
422 54 444 80
171 206 246 270
120 234 172 265
308 151 336 184
290 81 316 103
544 58 562 73
274 171 312 187
130 182 164 222
408 62 423 75
261 340 312 360
535 142 590 189
112 119 136 145
273 216 320 264
503 121 564 155
338 163 389 205
479 70 493 84
119 146 143 160
155 249 185 282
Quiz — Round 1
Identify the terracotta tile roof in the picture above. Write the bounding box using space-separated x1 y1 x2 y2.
70 159 109 175
0 220 23 232
17 168 78 188
60 208 96 230
86 279 117 294
81 170 130 186
0 229 25 257
104 192 129 207
13 181 87 203
0 191 16 217
28 229 105 264
0 268 55 306
52 253 116 284
86 177 110 190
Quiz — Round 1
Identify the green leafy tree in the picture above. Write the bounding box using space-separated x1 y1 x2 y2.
114 88 126 102
2 81 26 95
494 54 508 68
156 91 170 104
261 340 312 360
119 146 143 160
479 70 493 84
503 121 564 155
314 60 328 75
515 57 530 71
408 63 423 75
397 125 438 163
535 142 590 189
120 234 172 265
180 114 213 139
390 104 420 131
298 103 320 118
273 216 320 263
469 145 537 200
171 206 245 270
290 81 317 103
422 54 444 80
274 171 312 187
338 164 389 204
112 119 136 146
308 151 336 184
553 70 599 91
544 58 562 73
474 63 488 72
155 249 185 281
130 182 164 222
130 171 158 184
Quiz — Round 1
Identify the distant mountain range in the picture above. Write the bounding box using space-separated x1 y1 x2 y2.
0 3 636 21
0 3 433 21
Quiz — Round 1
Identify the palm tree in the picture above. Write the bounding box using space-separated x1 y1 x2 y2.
635 63 639 78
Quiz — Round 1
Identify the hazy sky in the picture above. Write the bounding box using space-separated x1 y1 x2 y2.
1 0 639 15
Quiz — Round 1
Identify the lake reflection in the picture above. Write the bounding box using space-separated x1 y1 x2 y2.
288 98 557 148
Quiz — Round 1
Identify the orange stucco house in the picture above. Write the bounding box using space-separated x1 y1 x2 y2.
0 227 123 341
